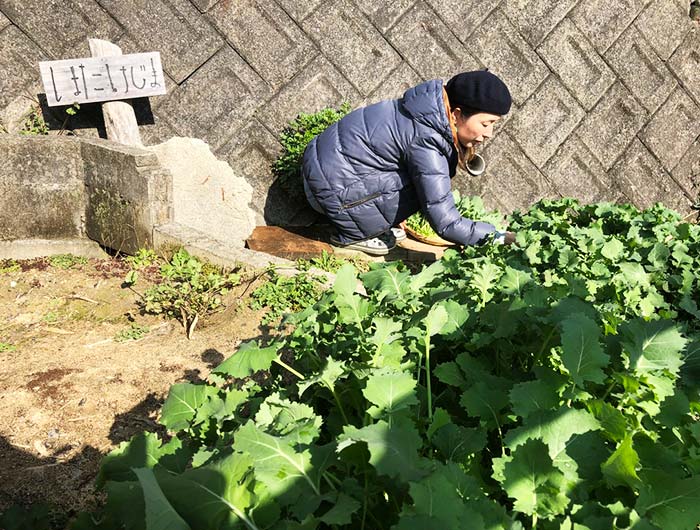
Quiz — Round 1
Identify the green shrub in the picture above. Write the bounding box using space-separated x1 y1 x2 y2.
250 269 324 324
80 199 700 530
127 248 240 338
271 103 351 196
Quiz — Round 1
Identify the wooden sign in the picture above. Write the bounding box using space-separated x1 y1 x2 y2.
39 52 167 107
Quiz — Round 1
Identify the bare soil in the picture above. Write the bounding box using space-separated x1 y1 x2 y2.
0 256 272 519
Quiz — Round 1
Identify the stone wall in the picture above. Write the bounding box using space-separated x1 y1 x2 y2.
1 0 699 222
0 135 171 255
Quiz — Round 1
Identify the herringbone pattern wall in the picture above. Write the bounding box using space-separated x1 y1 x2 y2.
1 0 699 224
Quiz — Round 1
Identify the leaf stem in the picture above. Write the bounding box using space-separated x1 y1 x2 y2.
532 326 556 368
361 469 368 530
331 386 350 425
425 336 433 422
272 358 305 379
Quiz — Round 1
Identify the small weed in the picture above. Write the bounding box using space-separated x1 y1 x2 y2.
0 259 20 274
250 269 324 324
0 341 16 352
20 106 49 136
125 248 160 270
296 250 370 274
49 254 88 269
42 311 59 323
127 248 240 338
114 323 150 343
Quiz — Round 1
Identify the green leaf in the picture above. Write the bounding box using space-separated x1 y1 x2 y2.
499 266 533 296
319 493 361 525
601 238 624 260
560 313 609 387
471 261 502 306
636 470 700 530
460 381 510 426
424 303 449 337
233 421 321 498
369 317 406 367
194 388 248 425
213 341 281 379
361 264 411 302
363 368 418 419
436 300 469 337
509 379 561 418
254 393 323 445
405 470 485 529
97 432 188 487
426 407 451 441
621 320 687 376
587 400 627 442
434 361 466 387
337 419 423 482
158 453 262 530
601 435 642 489
132 468 190 530
297 358 347 397
505 408 600 475
431 424 486 462
494 439 570 519
159 383 219 431
334 264 370 323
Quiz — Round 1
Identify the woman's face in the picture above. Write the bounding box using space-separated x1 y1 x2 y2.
452 110 501 149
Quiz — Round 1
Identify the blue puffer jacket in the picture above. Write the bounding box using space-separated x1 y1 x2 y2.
301 79 496 245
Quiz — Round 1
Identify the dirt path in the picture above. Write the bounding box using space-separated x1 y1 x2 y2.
0 256 270 518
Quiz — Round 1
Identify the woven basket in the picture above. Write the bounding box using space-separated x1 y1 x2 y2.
404 226 454 247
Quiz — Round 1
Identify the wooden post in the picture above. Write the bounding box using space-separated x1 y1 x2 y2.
88 38 143 147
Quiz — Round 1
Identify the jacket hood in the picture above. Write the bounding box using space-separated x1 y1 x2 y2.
399 79 453 142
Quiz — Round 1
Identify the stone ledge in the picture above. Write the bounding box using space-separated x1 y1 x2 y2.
153 222 292 271
0 239 109 260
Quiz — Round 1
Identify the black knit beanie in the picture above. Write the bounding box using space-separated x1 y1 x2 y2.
445 70 512 116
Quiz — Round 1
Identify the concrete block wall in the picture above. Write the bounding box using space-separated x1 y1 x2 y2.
0 135 171 256
1 0 699 221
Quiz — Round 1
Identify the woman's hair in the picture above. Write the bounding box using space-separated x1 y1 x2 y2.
451 107 478 170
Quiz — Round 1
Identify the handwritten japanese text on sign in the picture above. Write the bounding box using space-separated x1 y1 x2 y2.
39 52 167 107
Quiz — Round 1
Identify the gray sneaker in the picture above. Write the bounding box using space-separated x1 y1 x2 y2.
389 227 407 242
330 235 395 256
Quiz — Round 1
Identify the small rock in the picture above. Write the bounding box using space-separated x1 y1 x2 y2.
9 280 17 288
47 428 60 439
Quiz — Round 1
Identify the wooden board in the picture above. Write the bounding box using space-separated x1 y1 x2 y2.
246 226 334 260
87 39 143 147
39 51 167 107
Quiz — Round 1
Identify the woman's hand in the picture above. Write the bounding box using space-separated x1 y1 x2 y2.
492 231 517 246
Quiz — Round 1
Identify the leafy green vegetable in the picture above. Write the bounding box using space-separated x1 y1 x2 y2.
73 198 700 530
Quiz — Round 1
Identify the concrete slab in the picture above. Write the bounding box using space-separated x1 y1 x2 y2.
469 11 549 106
386 2 478 82
154 222 291 271
302 0 401 97
537 19 615 110
635 0 692 60
208 0 316 90
0 239 109 260
149 137 256 247
98 0 222 83
605 26 676 115
639 87 700 172
577 82 648 170
506 75 585 167
611 138 690 212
